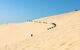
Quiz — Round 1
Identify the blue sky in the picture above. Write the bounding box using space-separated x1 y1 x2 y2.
0 0 80 23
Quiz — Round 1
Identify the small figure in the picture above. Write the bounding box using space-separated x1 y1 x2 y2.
51 23 56 27
31 34 33 37
47 23 56 30
43 22 47 24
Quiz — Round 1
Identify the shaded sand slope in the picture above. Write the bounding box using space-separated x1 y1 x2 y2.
0 11 80 50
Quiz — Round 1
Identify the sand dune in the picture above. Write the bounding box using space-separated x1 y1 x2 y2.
0 10 80 50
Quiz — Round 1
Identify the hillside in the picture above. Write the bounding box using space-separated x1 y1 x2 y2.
0 10 80 50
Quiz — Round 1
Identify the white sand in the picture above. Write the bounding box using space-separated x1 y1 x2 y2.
0 10 80 50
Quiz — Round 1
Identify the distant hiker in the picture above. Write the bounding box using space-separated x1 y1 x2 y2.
47 23 56 30
31 34 33 37
43 22 47 24
51 23 56 27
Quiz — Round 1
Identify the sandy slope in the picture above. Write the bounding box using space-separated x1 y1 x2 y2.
0 10 80 50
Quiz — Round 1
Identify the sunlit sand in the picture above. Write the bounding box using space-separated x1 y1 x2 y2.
0 10 80 50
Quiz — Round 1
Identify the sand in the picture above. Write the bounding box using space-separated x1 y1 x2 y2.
0 10 80 50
